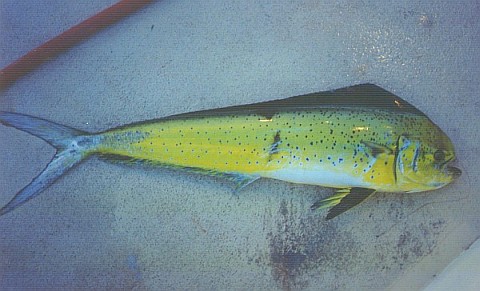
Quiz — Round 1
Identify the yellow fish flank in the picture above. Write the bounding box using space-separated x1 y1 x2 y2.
0 84 461 219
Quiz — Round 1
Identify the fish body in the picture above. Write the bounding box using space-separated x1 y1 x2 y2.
0 84 460 218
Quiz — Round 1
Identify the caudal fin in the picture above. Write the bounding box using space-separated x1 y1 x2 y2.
0 112 94 216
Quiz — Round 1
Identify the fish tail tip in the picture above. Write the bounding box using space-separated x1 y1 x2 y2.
0 112 93 216
0 201 17 217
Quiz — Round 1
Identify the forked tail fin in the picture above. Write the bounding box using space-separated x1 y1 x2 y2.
0 112 95 216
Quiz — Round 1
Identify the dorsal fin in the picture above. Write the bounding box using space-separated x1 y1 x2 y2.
111 84 425 130
171 84 425 119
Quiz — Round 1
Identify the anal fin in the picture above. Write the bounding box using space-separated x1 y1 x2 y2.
228 174 260 194
311 187 376 220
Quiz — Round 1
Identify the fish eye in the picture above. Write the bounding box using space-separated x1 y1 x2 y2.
433 150 445 161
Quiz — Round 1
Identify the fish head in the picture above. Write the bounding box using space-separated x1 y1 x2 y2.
396 134 461 192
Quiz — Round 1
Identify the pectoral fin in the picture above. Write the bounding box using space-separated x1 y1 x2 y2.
311 187 376 220
360 141 393 157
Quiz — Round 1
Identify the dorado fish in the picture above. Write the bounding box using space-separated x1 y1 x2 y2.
0 84 461 219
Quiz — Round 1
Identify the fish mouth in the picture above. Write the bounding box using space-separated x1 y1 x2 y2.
442 156 461 180
447 166 462 180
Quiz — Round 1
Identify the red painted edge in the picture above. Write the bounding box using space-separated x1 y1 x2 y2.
0 0 155 91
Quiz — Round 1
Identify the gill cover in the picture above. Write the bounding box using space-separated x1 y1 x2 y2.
395 135 458 192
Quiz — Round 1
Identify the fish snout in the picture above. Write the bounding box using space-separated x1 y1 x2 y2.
447 166 462 180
